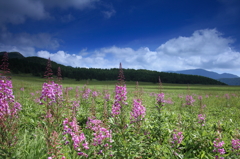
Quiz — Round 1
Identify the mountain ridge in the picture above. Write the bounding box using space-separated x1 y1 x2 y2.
0 51 25 59
168 68 239 80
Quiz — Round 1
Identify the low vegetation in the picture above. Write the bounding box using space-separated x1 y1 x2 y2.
1 53 239 158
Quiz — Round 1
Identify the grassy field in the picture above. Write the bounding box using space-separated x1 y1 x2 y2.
11 73 240 92
1 74 239 158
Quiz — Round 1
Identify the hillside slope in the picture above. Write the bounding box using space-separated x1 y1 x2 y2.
170 69 238 79
0 52 226 85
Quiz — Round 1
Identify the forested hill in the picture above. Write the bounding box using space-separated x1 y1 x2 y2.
1 52 226 85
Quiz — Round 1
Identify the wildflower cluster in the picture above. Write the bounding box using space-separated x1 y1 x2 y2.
92 91 98 98
0 79 21 117
39 81 63 105
130 99 146 124
171 130 184 156
185 95 195 106
213 138 225 158
63 118 89 157
104 93 110 101
156 92 165 106
0 54 21 157
198 114 206 126
171 130 184 146
111 85 127 116
86 117 112 149
231 138 240 151
82 85 91 100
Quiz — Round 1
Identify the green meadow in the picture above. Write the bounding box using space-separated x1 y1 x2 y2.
12 73 240 92
1 74 240 158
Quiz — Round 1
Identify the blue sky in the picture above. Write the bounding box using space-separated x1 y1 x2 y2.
1 0 240 76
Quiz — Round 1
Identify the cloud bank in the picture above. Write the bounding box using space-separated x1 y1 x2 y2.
1 29 240 75
35 29 240 75
0 28 59 56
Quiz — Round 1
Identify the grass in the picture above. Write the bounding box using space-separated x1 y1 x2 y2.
11 73 240 92
1 73 239 158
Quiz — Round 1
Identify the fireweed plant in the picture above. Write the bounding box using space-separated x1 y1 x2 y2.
111 63 128 131
0 53 22 158
39 58 67 158
170 129 184 157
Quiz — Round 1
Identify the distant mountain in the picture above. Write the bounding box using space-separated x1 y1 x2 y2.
169 69 239 80
218 78 240 86
0 51 25 59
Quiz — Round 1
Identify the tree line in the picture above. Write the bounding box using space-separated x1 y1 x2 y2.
1 54 226 85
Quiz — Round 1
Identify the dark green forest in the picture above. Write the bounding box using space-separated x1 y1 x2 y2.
0 52 226 85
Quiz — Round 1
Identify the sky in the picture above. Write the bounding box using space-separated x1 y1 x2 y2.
1 0 240 76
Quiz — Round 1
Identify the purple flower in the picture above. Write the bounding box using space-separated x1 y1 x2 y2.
156 93 165 106
172 130 184 145
149 92 156 96
92 91 98 98
111 85 127 116
104 93 110 101
224 94 230 99
77 152 88 157
171 129 184 156
82 85 91 99
130 99 146 123
86 117 112 148
39 81 63 105
218 148 225 155
198 114 206 126
178 95 183 98
0 79 21 118
213 139 224 148
165 98 174 104
232 139 240 150
185 95 195 106
63 118 89 154
213 138 225 158
72 101 80 109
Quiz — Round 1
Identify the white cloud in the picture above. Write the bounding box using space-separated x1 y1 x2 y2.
37 50 80 66
37 50 110 68
0 44 36 57
0 28 60 57
34 29 240 76
102 9 116 19
0 0 99 25
156 29 240 71
0 0 48 24
157 29 233 56
42 0 99 10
